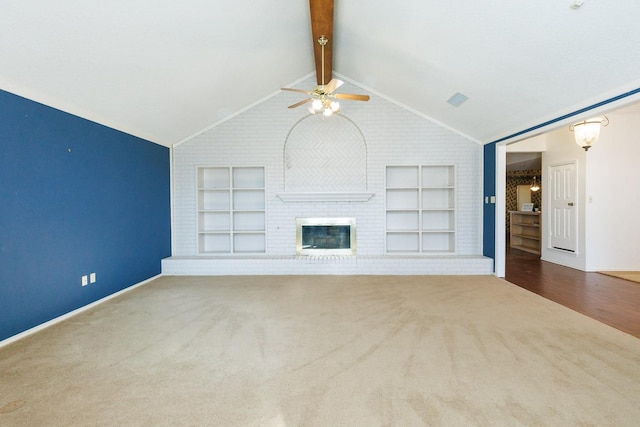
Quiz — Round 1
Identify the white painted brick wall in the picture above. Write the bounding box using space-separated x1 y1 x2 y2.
172 76 483 264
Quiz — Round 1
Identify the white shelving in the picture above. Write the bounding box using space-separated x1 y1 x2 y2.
197 166 265 254
385 165 455 253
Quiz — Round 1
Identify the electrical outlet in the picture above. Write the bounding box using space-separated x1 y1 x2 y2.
90 273 96 283
81 275 88 286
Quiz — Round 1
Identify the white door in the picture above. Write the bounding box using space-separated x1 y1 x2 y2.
549 162 577 252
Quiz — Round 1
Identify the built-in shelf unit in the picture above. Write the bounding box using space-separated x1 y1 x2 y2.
385 165 456 253
509 211 541 255
197 166 266 254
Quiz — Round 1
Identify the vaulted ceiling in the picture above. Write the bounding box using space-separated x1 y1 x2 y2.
2 1 639 147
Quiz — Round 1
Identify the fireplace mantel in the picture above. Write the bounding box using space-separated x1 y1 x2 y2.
276 192 375 203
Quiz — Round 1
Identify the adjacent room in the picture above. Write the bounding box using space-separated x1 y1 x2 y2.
2 1 639 425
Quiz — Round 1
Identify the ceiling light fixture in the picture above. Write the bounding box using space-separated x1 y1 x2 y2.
281 35 369 115
530 176 540 192
569 115 609 151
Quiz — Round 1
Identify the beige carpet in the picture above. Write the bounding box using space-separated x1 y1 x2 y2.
1 275 640 426
599 271 640 283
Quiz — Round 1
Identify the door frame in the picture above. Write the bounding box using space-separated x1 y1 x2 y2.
547 160 578 254
495 144 507 277
490 88 640 277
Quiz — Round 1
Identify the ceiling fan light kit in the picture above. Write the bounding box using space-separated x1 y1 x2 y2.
281 0 369 117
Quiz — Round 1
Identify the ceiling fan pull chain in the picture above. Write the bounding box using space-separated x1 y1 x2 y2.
318 35 328 86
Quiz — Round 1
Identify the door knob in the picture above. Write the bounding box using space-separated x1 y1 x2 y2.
568 202 574 206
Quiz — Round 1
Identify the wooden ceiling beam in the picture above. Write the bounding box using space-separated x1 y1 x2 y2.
309 0 333 85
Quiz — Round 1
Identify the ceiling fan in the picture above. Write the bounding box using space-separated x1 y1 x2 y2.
281 0 370 116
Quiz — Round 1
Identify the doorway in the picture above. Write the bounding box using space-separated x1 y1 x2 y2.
548 161 577 252
505 152 542 248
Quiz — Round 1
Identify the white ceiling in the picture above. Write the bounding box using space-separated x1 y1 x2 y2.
2 1 640 147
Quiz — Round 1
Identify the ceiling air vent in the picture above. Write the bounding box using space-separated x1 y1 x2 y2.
447 92 469 107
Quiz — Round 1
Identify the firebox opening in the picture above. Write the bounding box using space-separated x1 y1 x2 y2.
296 218 356 256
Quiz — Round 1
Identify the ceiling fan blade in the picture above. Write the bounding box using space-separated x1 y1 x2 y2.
288 98 313 109
334 93 370 102
323 78 343 94
282 87 313 95
310 0 334 85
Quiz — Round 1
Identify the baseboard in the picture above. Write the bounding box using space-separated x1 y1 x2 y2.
0 274 162 349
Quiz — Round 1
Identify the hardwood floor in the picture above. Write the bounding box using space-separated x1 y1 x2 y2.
505 247 640 338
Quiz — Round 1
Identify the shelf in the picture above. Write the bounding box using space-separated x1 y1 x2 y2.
385 165 456 253
421 188 455 210
233 211 265 231
511 244 541 255
233 167 265 188
276 192 374 202
233 190 265 210
387 211 419 231
512 234 539 241
198 234 230 253
422 232 455 253
386 187 420 190
386 232 420 253
386 189 419 210
197 166 265 254
233 233 265 253
198 211 229 231
421 166 454 188
199 167 230 189
510 211 541 255
198 190 230 211
387 166 419 187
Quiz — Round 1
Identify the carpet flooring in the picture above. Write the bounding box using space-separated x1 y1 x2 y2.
599 271 640 284
1 275 640 426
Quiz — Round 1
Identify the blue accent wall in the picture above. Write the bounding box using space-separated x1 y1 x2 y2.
0 90 171 342
483 143 496 260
